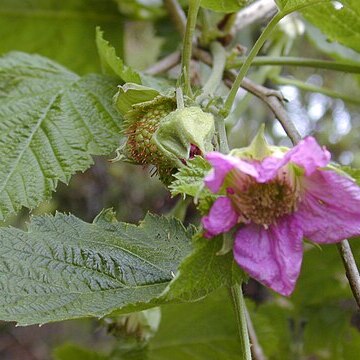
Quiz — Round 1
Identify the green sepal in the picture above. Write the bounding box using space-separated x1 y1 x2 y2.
230 124 273 160
153 107 215 168
114 83 161 116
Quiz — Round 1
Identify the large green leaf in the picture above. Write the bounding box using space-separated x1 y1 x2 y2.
0 210 192 326
277 0 360 53
0 0 124 74
0 52 122 221
302 0 360 53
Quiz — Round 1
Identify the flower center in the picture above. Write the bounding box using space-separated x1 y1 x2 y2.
228 175 299 226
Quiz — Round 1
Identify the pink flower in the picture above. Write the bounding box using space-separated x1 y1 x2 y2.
202 137 360 296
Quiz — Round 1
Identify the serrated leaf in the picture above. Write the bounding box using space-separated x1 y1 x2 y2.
0 52 122 221
96 27 141 84
0 212 192 325
0 0 124 75
163 235 245 302
201 0 247 13
170 156 211 197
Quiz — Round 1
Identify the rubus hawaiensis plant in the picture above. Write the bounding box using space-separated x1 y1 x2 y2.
1 0 360 359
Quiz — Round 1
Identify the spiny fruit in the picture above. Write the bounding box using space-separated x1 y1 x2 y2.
120 94 215 185
123 95 177 168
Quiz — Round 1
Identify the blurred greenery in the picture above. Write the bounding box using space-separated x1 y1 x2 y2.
0 0 124 74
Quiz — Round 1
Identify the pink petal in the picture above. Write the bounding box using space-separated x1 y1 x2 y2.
205 152 258 193
296 169 360 243
256 137 331 183
233 217 303 296
202 197 238 238
285 137 331 175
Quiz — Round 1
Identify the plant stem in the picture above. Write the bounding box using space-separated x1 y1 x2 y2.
215 113 230 154
272 76 360 105
230 284 252 360
197 42 226 103
245 307 267 360
145 51 181 75
222 0 333 116
222 12 283 116
228 56 360 74
337 241 360 309
176 87 185 109
181 0 200 97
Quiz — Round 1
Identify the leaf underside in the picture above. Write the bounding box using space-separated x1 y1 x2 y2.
0 211 192 326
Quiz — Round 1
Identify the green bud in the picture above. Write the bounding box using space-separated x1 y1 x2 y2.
153 106 215 168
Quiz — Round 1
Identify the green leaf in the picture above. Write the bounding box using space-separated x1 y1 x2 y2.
0 210 192 325
164 235 244 302
200 0 247 13
170 156 211 197
96 27 141 84
305 22 360 63
149 288 242 359
0 52 122 221
277 0 360 53
302 0 360 53
0 0 124 75
54 344 108 360
276 0 329 12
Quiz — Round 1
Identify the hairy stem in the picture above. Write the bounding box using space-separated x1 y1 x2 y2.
181 0 201 97
215 113 230 154
230 284 252 360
